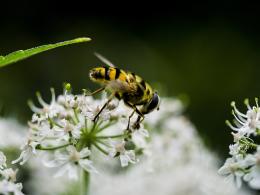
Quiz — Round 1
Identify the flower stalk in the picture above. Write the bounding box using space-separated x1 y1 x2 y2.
81 170 90 195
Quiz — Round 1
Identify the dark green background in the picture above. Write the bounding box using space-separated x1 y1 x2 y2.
1 3 260 159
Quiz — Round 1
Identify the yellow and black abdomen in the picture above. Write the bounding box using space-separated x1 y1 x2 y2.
89 66 128 83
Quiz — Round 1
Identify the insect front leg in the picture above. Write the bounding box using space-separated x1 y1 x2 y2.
124 101 144 130
127 110 135 130
93 93 114 122
133 115 145 129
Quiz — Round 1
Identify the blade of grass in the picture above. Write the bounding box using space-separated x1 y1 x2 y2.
0 37 91 68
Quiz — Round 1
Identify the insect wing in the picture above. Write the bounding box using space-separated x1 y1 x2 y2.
108 79 137 93
94 52 116 67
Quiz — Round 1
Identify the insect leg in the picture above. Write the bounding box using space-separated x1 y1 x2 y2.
125 101 144 130
93 93 114 122
127 110 135 130
133 115 145 129
85 87 105 96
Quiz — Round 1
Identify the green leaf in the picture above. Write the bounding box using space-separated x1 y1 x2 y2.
0 37 91 68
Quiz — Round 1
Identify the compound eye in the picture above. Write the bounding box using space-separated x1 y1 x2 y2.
147 93 160 113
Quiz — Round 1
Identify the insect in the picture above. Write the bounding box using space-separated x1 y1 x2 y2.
88 53 160 129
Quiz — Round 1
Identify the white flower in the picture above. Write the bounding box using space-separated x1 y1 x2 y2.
44 146 97 180
12 140 38 165
0 151 6 169
54 119 82 141
244 165 260 189
81 102 111 121
0 168 18 182
227 100 260 138
242 147 260 189
28 121 56 141
60 93 78 109
0 180 24 195
0 151 24 195
28 88 64 120
231 132 245 143
218 155 246 188
108 140 137 167
229 143 241 156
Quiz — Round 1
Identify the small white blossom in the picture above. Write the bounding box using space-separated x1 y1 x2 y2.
54 118 82 141
0 180 24 195
108 140 137 167
44 146 97 179
0 168 18 182
242 147 260 189
28 88 64 120
218 155 246 188
229 143 241 156
0 151 24 195
12 140 38 165
227 100 260 138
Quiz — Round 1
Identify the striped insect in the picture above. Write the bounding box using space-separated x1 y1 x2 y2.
88 53 160 129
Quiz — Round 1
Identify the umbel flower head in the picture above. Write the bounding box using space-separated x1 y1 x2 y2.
13 84 149 179
0 151 24 195
219 98 260 189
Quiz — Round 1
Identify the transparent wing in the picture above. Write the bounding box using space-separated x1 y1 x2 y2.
108 79 137 93
94 52 116 67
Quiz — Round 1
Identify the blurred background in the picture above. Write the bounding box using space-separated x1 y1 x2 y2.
1 2 260 159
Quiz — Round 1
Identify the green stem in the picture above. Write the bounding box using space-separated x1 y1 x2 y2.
92 142 109 155
48 117 63 128
95 121 116 134
80 170 90 195
85 118 88 132
74 108 79 123
90 121 98 133
95 139 110 147
96 134 126 139
36 143 70 150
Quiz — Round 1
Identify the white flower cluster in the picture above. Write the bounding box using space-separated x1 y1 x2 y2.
90 98 248 195
219 98 260 189
9 97 249 195
13 85 149 179
0 151 24 195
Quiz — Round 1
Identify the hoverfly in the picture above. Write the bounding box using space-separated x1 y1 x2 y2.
89 53 160 129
